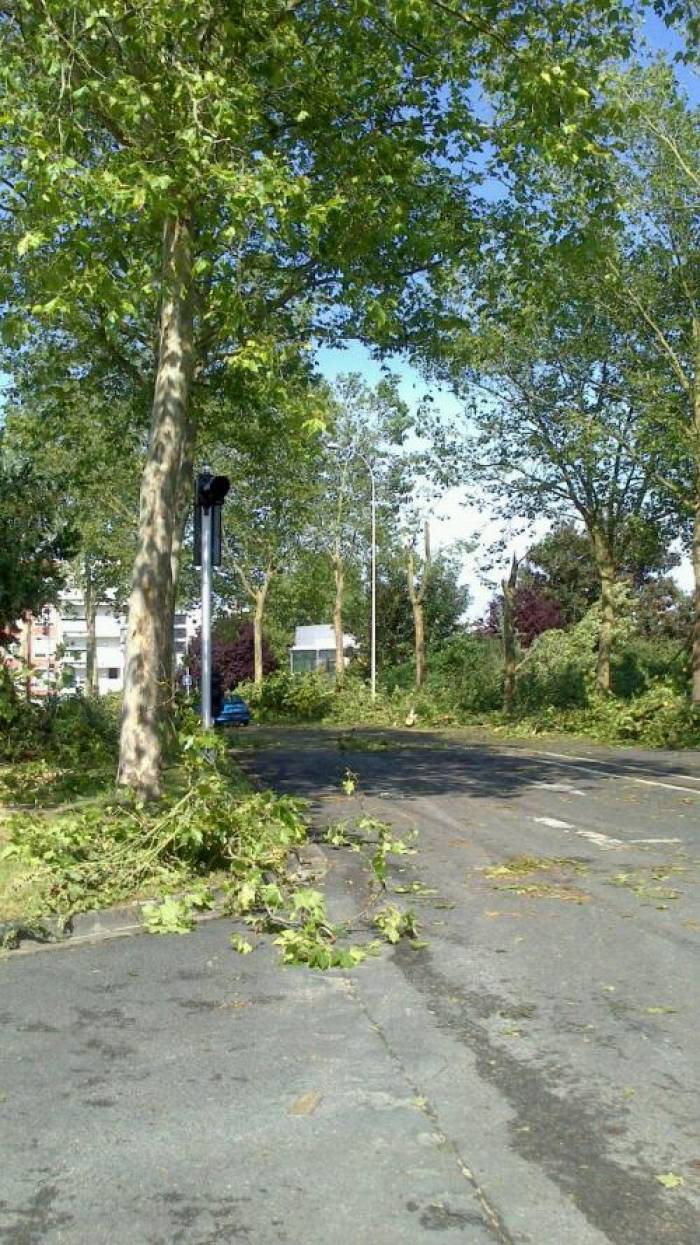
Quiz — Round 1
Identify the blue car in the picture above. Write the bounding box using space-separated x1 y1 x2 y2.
215 694 252 727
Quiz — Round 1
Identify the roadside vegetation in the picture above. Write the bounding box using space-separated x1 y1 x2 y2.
0 6 698 935
0 676 421 963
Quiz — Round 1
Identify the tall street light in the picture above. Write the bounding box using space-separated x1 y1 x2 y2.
327 443 376 702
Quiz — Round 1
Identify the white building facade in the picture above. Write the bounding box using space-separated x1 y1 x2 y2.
8 591 200 698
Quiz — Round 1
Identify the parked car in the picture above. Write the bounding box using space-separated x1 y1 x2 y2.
214 694 251 727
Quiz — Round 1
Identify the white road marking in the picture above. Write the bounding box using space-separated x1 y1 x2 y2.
628 777 700 796
574 829 624 849
524 750 700 797
628 837 683 844
533 781 585 796
533 814 625 850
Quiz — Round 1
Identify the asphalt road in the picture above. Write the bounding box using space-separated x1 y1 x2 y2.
1 728 699 1244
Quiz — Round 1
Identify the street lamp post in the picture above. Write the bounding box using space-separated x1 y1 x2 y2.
327 444 376 702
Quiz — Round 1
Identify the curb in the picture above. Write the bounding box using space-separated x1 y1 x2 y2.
1 842 329 958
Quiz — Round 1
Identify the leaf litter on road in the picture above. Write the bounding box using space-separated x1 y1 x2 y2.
482 856 590 902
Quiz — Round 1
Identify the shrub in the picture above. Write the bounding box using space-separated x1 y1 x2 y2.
0 671 119 765
427 634 503 714
238 671 335 721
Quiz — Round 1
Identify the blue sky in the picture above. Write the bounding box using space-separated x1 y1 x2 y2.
316 18 698 617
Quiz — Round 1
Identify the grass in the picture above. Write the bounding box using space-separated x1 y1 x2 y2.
0 756 197 923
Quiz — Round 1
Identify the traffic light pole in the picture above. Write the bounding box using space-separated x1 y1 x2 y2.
194 467 230 731
201 504 213 730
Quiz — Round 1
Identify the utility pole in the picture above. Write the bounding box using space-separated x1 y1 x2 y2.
194 467 230 729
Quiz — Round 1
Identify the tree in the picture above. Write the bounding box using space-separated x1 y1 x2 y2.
599 66 700 699
319 374 414 686
371 541 470 670
405 522 432 689
521 520 684 628
501 556 519 716
482 62 700 698
206 397 324 686
427 252 675 693
1 352 142 693
520 525 601 626
1 0 638 794
0 455 77 641
188 620 277 691
481 585 565 647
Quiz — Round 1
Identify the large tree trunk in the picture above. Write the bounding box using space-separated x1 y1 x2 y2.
502 555 518 716
84 559 98 698
591 529 616 696
165 417 197 699
118 217 194 798
334 551 345 687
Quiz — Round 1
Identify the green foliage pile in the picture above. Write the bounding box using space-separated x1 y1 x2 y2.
2 718 422 967
0 672 119 766
499 685 700 749
2 731 308 921
241 600 699 747
238 672 336 722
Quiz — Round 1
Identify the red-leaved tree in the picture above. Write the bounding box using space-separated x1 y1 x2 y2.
187 622 277 691
479 586 564 648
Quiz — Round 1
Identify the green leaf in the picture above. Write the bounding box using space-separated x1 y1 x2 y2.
656 1172 684 1189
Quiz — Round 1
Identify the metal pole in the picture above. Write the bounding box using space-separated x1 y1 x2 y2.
369 465 377 703
201 505 212 729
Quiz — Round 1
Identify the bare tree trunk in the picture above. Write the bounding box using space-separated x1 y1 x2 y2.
406 522 431 690
253 587 267 687
412 600 426 689
118 216 194 798
252 572 274 687
84 559 98 698
333 548 345 687
591 529 616 696
502 555 518 716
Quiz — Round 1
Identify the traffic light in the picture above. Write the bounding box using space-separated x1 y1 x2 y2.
196 470 230 510
194 468 230 567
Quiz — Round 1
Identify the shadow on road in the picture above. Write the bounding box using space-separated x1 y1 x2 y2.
236 730 614 804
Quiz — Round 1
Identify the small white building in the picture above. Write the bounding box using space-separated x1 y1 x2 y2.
289 625 357 677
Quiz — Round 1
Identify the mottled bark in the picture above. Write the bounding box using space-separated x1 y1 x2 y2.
165 417 197 699
118 216 194 798
502 555 518 716
84 559 98 698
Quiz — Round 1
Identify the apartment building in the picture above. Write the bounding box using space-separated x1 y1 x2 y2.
7 593 200 698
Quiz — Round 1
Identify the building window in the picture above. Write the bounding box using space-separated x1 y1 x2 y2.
107 668 119 680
